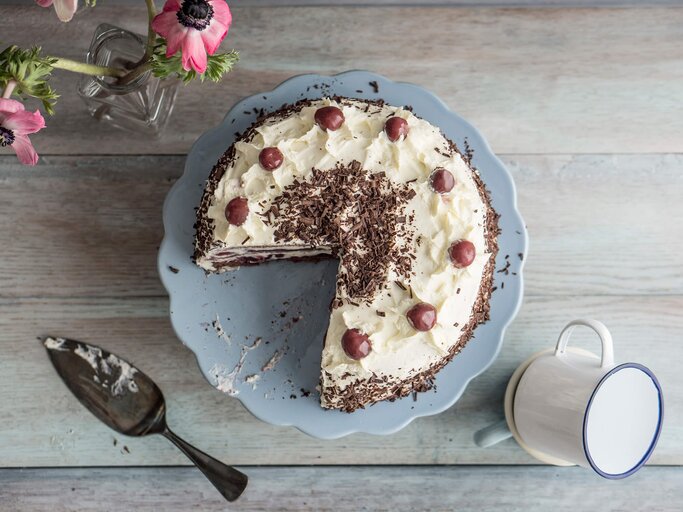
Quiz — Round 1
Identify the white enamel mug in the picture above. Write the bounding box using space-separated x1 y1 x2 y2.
513 319 663 478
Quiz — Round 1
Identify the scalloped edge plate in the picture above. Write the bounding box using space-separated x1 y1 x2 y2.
158 71 528 439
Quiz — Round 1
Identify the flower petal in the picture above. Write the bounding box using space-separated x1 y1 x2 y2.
208 0 232 28
0 98 26 115
0 98 26 126
161 0 182 13
4 109 46 136
182 30 208 73
201 20 228 55
53 0 78 22
166 28 188 58
35 0 54 7
152 10 187 56
11 135 39 166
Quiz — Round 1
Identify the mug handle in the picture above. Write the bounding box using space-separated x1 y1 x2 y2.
474 420 513 448
555 319 614 368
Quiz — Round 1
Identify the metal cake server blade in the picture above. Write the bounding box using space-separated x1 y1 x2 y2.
43 336 248 502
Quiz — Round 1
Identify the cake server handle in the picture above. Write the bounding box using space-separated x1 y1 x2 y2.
162 427 248 502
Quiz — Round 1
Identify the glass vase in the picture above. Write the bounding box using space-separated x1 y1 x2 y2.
77 23 179 137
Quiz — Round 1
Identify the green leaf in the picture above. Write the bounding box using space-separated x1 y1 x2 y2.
150 38 239 84
202 51 240 83
0 45 59 114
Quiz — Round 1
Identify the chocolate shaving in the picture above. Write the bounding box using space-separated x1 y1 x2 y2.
497 261 511 275
264 161 415 303
463 137 475 164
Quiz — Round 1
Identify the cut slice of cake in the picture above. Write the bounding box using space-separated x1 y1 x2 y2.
194 97 499 412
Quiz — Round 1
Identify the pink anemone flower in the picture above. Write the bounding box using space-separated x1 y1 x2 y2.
152 0 232 74
35 0 79 22
0 99 46 166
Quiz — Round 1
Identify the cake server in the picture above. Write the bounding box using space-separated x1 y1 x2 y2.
43 336 248 502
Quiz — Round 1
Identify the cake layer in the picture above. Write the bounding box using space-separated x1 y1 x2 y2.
203 245 333 267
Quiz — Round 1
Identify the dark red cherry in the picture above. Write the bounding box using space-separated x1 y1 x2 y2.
449 240 476 268
259 147 284 171
407 303 437 331
314 106 345 131
341 328 372 360
384 116 409 142
430 168 455 194
225 197 249 226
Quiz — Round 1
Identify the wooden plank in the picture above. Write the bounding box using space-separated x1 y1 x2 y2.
0 294 679 467
239 0 683 4
1 154 680 298
0 155 178 298
5 1 683 7
1 466 681 512
1 6 681 155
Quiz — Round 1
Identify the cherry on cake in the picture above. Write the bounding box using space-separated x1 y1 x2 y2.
194 97 499 412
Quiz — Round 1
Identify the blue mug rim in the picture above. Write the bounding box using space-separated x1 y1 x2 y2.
582 362 664 479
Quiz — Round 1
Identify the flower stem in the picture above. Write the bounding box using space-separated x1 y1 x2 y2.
47 1 158 88
143 0 157 62
125 0 157 78
2 79 17 99
118 62 153 86
52 58 125 78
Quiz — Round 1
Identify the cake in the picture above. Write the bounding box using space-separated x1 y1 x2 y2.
194 96 499 412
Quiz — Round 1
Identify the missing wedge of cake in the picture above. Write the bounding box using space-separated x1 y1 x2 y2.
194 97 499 412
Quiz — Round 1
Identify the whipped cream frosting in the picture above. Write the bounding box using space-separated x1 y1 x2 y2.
197 98 495 409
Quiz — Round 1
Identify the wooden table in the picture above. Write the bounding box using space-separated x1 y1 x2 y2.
1 3 682 510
